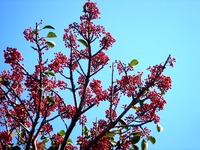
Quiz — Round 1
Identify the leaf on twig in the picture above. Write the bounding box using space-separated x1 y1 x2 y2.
149 136 156 144
156 124 164 132
141 139 148 150
77 39 88 47
46 41 55 48
47 32 57 38
58 130 65 136
42 25 55 30
130 59 139 67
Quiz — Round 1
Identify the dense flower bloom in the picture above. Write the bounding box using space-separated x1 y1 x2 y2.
0 1 175 149
105 108 117 120
79 115 87 125
4 47 24 63
100 32 116 50
0 131 12 145
117 73 143 97
23 27 34 42
91 51 109 72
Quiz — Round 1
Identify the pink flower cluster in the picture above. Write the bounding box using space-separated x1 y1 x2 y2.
4 47 24 64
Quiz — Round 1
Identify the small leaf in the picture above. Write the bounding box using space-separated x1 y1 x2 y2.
132 131 141 136
132 144 139 150
106 132 116 138
130 59 139 67
119 119 128 129
47 32 57 38
46 96 55 104
149 136 156 144
58 130 65 136
119 119 126 126
157 124 164 132
141 139 148 150
83 3 87 13
161 91 165 95
20 129 25 138
40 143 46 149
32 30 37 34
139 100 144 108
44 70 55 76
77 39 88 47
67 138 73 144
83 126 90 138
42 137 49 143
132 105 139 111
42 25 55 30
46 41 55 48
131 135 140 144
0 78 9 86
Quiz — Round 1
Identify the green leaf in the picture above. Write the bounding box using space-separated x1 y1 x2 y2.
40 143 46 149
46 96 55 104
130 59 139 67
0 77 3 83
131 135 140 144
132 144 139 150
20 129 25 138
46 41 55 48
42 137 49 143
139 100 144 108
67 138 73 144
83 3 87 13
132 131 141 136
77 39 88 47
106 132 116 138
0 78 9 86
149 136 156 144
119 119 128 129
161 91 165 95
156 124 164 132
132 105 139 111
83 126 90 138
44 70 55 76
141 139 148 150
58 130 65 136
42 25 55 30
47 32 57 38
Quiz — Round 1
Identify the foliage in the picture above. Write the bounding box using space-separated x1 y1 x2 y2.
0 1 176 150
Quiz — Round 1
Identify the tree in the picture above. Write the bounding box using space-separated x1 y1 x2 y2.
0 1 176 150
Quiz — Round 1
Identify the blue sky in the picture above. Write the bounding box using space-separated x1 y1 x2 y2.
1 0 200 149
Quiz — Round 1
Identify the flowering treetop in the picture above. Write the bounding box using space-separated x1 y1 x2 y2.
0 1 175 150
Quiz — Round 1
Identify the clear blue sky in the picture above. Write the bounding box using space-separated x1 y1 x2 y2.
1 1 200 150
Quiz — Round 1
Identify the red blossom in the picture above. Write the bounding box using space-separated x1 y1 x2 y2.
4 47 24 63
92 136 111 150
77 136 90 149
0 1 175 149
83 1 100 19
63 29 78 49
0 131 12 145
23 27 34 42
100 32 116 50
41 123 53 135
117 73 143 97
91 51 109 72
105 108 117 120
79 115 87 125
65 105 76 119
